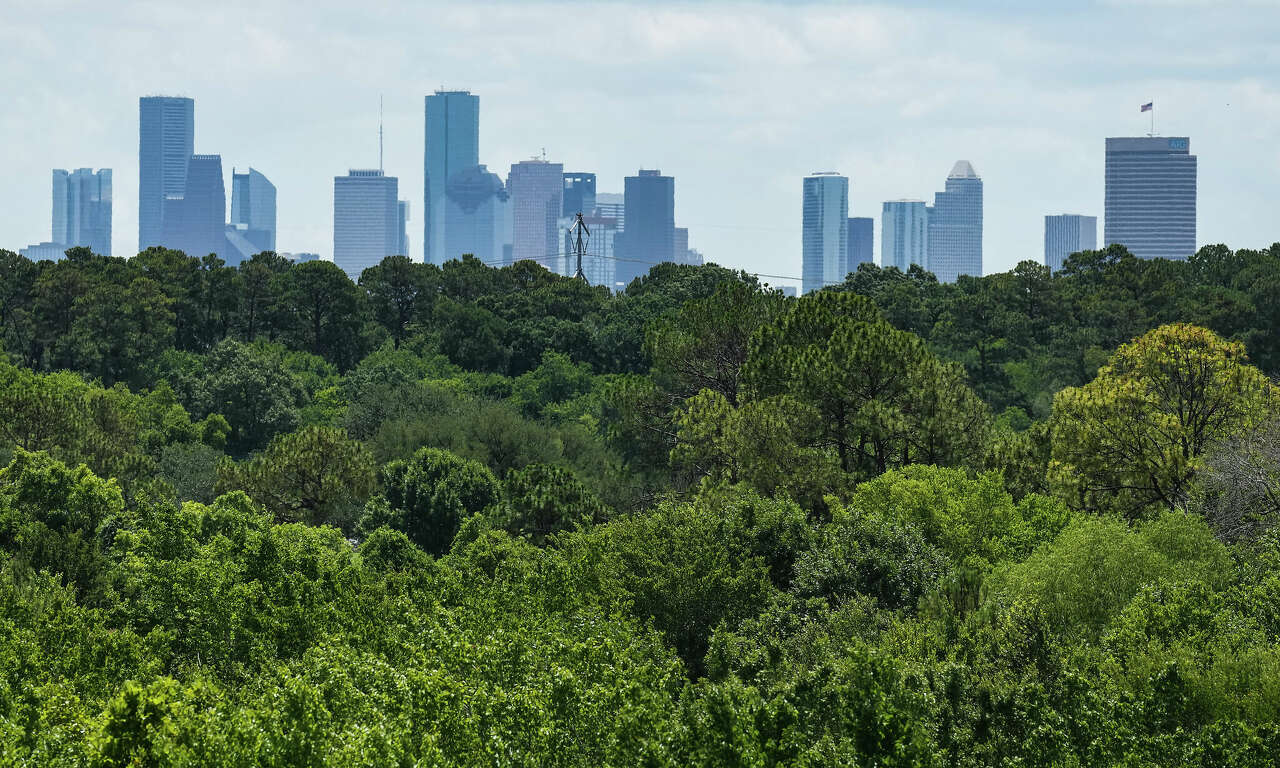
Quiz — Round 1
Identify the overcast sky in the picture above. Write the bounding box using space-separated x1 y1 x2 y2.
3 0 1278 287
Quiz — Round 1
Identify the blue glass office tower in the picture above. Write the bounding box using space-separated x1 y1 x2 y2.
927 161 983 282
1104 137 1196 260
162 155 225 259
445 164 507 264
1044 214 1097 271
882 200 928 271
616 170 675 287
563 172 597 217
230 168 276 250
801 172 848 294
424 90 480 265
52 168 112 256
334 169 399 280
139 96 194 251
847 216 873 270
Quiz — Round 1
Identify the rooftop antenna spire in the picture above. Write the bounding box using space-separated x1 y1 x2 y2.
378 95 384 172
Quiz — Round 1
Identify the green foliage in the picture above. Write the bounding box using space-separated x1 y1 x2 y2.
985 511 1232 641
6 244 1280 763
1051 323 1279 517
498 463 608 543
743 291 992 480
359 447 501 555
217 425 374 528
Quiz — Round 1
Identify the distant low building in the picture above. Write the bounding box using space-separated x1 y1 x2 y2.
19 241 70 261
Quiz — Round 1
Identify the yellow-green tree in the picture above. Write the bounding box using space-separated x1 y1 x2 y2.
1050 323 1279 517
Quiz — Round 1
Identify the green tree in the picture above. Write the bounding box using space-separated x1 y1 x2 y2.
1050 323 1279 517
360 255 437 348
498 463 608 544
358 447 500 554
743 291 990 479
280 260 368 369
217 425 374 528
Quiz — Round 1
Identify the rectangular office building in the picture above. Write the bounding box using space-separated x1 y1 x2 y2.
1044 214 1097 271
1104 137 1197 260
52 168 112 256
334 170 399 280
139 96 194 250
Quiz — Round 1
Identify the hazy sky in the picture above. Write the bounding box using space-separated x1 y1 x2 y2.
3 0 1278 287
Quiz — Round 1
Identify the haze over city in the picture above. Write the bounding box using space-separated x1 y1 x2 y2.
3 0 1279 287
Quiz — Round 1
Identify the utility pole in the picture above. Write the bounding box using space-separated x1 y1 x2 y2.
568 212 590 282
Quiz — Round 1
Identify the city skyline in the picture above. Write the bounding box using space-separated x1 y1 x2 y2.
4 2 1278 290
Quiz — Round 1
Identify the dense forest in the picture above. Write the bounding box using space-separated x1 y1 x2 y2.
2 241 1280 765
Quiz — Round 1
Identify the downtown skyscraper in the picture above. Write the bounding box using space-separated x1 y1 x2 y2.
507 159 563 268
881 200 928 272
225 167 276 264
927 161 983 282
848 217 873 270
162 155 226 260
334 169 399 280
616 170 675 287
445 164 507 264
424 90 480 265
138 96 194 251
801 172 848 294
1104 137 1197 260
1044 214 1097 271
52 168 112 256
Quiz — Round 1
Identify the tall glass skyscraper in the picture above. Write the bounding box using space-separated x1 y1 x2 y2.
1104 137 1197 260
162 155 225 260
139 96 194 251
881 200 929 272
801 172 849 294
227 167 276 261
847 217 873 270
1044 214 1097 271
562 172 597 217
616 170 675 287
927 161 983 282
507 159 564 268
445 164 507 264
334 169 399 280
52 168 112 256
230 167 275 252
424 90 480 265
